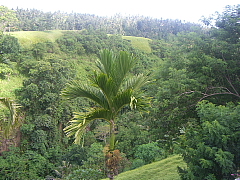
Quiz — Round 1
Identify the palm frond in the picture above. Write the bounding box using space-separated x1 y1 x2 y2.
64 109 112 144
91 72 117 99
61 81 109 109
112 89 133 113
124 74 149 91
64 112 90 144
97 49 115 75
130 96 138 110
111 51 136 88
117 51 136 76
132 95 152 111
85 108 112 122
0 97 20 124
0 97 21 138
97 50 136 90
113 91 151 112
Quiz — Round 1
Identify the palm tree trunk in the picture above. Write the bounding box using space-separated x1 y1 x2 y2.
109 120 115 151
107 120 122 179
107 120 116 180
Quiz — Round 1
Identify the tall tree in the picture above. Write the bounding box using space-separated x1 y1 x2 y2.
178 101 240 180
0 6 18 33
62 49 149 179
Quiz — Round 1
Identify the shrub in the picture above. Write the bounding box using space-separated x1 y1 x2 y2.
0 148 53 180
65 168 104 180
131 159 145 169
134 142 163 164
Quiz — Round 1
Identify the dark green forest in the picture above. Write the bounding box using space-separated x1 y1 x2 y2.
0 4 240 180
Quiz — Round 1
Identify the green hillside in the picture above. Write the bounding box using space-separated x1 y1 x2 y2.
102 155 186 180
2 30 153 100
122 36 152 53
0 75 24 98
9 30 152 52
0 31 153 100
8 30 64 48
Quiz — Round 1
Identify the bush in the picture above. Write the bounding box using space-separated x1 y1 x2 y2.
0 148 53 180
131 159 145 169
82 143 105 170
1 35 21 54
65 168 104 180
0 63 13 79
134 142 163 164
178 101 240 180
63 144 87 166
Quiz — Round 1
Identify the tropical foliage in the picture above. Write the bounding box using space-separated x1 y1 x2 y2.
178 101 240 180
62 49 149 178
0 4 239 180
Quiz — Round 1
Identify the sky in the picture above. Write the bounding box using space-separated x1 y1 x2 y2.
1 0 240 23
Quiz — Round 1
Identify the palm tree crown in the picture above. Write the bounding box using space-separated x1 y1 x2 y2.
62 49 149 149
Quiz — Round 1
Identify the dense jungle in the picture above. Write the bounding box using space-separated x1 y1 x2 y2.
0 4 240 180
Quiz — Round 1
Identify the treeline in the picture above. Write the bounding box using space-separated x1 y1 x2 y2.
13 8 200 39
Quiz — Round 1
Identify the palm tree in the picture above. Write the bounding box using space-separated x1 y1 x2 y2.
0 97 21 138
62 49 149 179
0 97 22 153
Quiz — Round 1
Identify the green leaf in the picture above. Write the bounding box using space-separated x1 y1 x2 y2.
124 74 149 91
64 109 113 144
62 81 109 109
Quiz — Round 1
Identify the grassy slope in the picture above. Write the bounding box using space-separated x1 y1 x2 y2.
102 155 186 180
1 31 66 99
9 30 152 53
0 75 24 98
8 30 64 48
122 36 152 53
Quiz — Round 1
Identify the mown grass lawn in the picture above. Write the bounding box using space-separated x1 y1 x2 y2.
9 30 64 48
122 36 152 53
102 155 186 180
